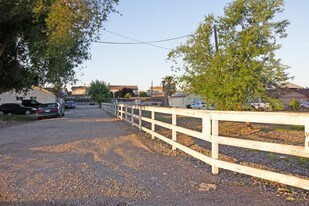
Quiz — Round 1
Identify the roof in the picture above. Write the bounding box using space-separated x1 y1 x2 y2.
172 91 187 98
71 86 89 90
284 82 304 89
269 88 309 98
109 85 138 91
33 86 55 96
297 89 309 97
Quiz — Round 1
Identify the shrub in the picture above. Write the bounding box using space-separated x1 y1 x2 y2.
289 99 300 111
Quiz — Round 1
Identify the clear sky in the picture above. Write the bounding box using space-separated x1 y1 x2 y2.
74 0 309 91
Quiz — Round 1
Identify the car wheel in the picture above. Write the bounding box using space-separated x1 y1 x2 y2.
25 110 31 115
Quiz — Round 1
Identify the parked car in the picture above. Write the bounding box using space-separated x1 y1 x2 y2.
65 101 76 109
21 99 42 108
0 103 37 115
191 102 206 109
38 102 64 118
90 101 96 105
300 101 309 109
250 102 270 111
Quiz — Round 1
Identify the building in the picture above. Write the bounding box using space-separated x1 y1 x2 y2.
110 85 138 98
66 85 91 103
171 92 202 108
147 86 164 97
0 87 57 104
274 83 309 108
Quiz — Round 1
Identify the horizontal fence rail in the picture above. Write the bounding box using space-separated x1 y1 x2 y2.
102 103 309 190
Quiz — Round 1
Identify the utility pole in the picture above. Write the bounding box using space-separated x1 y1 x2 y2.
150 81 153 105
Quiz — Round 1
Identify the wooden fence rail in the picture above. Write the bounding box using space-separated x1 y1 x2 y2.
101 103 309 190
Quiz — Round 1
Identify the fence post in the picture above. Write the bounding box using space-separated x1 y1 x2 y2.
138 106 142 131
202 114 211 141
120 105 123 120
131 106 134 126
124 106 128 121
211 119 219 174
151 111 155 139
172 113 177 150
116 105 119 117
305 119 309 151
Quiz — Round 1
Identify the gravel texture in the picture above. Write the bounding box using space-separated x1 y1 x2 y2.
0 105 307 205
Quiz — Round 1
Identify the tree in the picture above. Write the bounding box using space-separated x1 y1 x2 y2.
162 75 177 107
0 0 118 93
87 80 110 107
138 91 148 97
168 0 290 111
124 92 132 99
289 99 300 111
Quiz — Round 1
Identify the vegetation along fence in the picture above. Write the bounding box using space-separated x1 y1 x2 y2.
102 103 309 190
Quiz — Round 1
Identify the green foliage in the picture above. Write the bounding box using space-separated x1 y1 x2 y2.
87 80 110 106
162 76 177 98
124 92 132 98
268 98 284 111
289 99 300 111
168 0 290 111
138 91 148 97
0 0 118 93
162 75 177 107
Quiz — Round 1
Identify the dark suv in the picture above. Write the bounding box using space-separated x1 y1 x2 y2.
21 99 42 108
0 103 38 115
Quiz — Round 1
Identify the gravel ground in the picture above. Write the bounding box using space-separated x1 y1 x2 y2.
0 105 307 205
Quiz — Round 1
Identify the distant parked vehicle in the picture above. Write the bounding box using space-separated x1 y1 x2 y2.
65 101 76 109
250 102 270 111
38 102 64 119
0 103 37 115
191 102 206 109
21 99 42 108
300 101 309 110
90 101 96 105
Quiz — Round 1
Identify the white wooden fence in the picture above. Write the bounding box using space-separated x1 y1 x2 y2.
102 103 309 190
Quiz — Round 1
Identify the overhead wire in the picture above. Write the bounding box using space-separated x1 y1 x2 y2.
93 29 190 50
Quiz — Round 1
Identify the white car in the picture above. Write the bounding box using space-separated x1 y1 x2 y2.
300 101 309 109
191 102 206 109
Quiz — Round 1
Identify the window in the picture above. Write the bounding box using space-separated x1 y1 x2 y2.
30 96 37 100
16 96 24 101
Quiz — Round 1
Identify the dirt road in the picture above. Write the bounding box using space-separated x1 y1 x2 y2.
0 105 303 205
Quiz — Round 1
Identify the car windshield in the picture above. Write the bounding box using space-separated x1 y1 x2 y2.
66 101 74 104
42 103 56 108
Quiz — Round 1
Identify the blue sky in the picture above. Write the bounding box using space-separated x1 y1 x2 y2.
74 0 309 91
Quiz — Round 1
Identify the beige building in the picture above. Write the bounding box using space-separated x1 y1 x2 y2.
147 86 164 97
0 87 57 104
171 92 203 108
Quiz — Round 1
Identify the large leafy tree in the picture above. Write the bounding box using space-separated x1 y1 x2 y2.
0 0 118 93
87 80 110 107
168 0 290 110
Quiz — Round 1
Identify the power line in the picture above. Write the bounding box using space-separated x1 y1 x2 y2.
93 29 190 50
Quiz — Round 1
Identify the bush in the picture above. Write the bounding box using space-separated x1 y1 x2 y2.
124 93 132 98
289 99 300 111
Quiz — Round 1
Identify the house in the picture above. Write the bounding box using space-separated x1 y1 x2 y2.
0 87 57 104
66 85 91 103
171 91 203 108
147 86 164 97
71 86 89 95
276 86 309 108
110 85 138 98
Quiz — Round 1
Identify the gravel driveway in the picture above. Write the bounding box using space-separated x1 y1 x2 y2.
0 105 304 205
